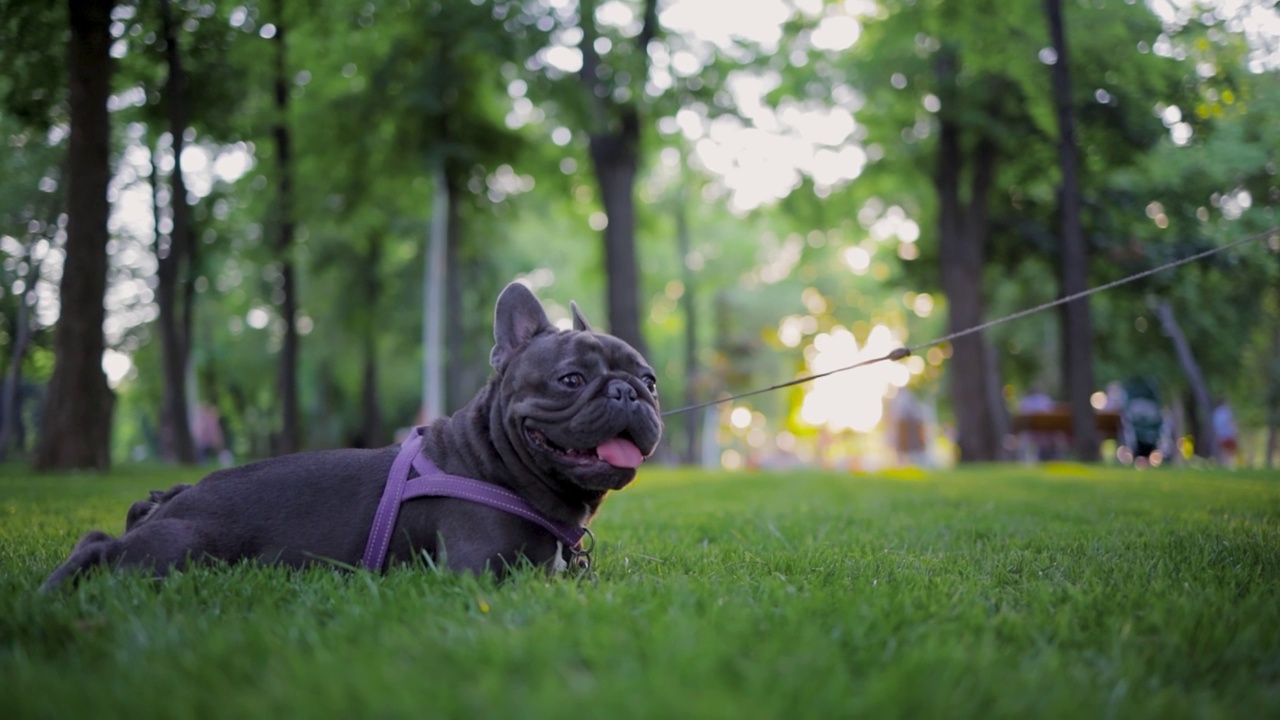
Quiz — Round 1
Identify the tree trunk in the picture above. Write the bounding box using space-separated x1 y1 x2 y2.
934 51 1004 463
1267 317 1280 468
358 236 382 448
1152 300 1215 457
443 166 468 414
272 0 299 454
588 120 647 356
676 196 700 465
984 335 1010 450
0 248 41 462
422 158 448 424
35 0 116 472
1044 0 1098 461
577 0 655 359
181 211 199 417
0 317 31 462
1168 394 1186 465
155 0 196 463
358 332 382 448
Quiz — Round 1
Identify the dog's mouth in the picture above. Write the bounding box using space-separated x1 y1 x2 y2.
525 427 645 469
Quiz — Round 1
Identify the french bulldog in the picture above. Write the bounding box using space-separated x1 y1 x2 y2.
41 282 662 590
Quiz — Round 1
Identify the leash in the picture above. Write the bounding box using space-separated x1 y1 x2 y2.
661 227 1278 418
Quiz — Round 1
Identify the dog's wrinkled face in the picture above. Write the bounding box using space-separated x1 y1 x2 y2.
507 330 661 491
490 283 662 493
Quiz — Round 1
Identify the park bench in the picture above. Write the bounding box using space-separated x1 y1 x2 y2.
1010 406 1122 439
1010 405 1122 460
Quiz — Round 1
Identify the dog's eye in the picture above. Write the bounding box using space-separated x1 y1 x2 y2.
642 375 657 394
559 372 586 389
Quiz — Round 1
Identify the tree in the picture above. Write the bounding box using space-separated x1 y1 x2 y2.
153 0 196 463
1080 13 1278 460
1151 299 1216 454
933 48 1010 462
1043 0 1098 461
674 190 700 463
271 0 300 455
422 158 449 424
0 104 66 460
0 149 59 461
368 0 538 421
766 0 1235 462
0 243 41 461
574 0 658 358
764 0 1043 461
35 0 115 471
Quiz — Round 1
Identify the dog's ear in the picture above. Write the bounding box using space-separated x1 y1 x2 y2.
570 301 593 333
491 282 553 368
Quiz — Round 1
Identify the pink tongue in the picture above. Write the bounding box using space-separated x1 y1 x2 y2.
596 437 644 469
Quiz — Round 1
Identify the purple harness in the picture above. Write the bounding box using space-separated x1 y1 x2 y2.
361 425 589 571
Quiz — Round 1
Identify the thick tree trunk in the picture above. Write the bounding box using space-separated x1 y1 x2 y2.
937 165 998 460
934 53 1004 463
272 1 299 454
577 0 655 359
35 0 116 472
155 0 196 463
1044 0 1098 461
588 119 647 357
1153 300 1216 457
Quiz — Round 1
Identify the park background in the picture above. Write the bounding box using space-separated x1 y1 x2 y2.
1 0 1278 472
4 4 1280 718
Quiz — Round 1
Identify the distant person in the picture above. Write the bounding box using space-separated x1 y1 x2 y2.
192 403 226 465
1020 386 1054 414
1018 384 1061 461
887 389 929 466
1213 398 1238 468
1121 377 1163 465
1103 381 1126 412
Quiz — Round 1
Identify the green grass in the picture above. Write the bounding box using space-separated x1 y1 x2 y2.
3 463 1279 719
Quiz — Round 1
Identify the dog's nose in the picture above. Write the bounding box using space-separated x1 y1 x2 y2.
607 379 638 404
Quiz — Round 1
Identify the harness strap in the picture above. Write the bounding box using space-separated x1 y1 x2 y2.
361 426 587 571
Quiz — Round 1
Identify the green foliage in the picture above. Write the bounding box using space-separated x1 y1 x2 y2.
762 0 1278 424
0 111 64 412
0 0 67 129
4 464 1280 717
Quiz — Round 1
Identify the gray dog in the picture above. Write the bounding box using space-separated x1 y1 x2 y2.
42 282 662 590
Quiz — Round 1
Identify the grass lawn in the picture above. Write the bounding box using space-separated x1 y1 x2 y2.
2 462 1279 719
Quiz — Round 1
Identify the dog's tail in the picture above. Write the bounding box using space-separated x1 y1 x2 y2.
125 484 193 531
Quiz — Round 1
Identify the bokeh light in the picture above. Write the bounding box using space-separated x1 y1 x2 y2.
798 324 910 433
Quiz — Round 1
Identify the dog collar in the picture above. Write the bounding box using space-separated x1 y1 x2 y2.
361 425 589 571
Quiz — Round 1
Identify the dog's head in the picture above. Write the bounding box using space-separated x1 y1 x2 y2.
488 282 662 494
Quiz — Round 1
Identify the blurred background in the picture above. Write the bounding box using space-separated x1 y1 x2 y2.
0 0 1277 473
